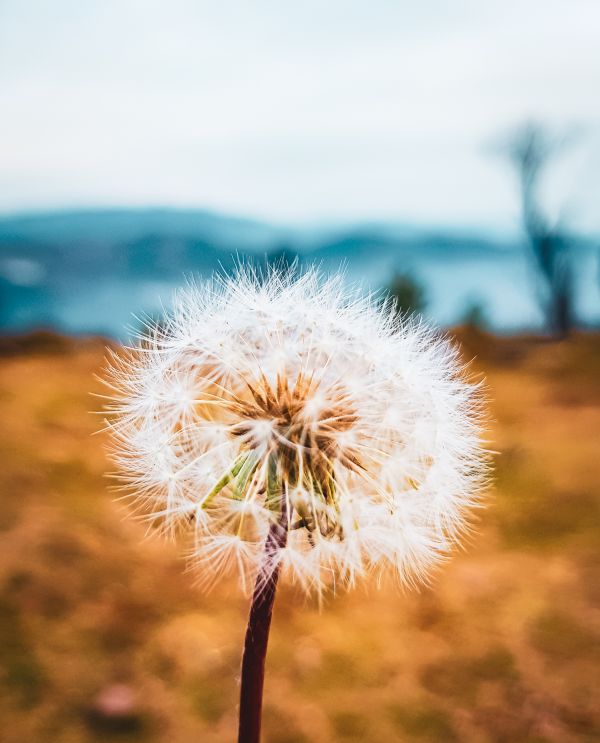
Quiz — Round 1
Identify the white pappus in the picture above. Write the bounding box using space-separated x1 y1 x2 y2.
103 267 488 596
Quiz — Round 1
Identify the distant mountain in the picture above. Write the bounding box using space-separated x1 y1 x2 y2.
0 207 514 285
0 208 288 282
0 207 284 250
307 227 510 264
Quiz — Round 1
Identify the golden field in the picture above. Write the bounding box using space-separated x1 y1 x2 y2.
0 331 598 742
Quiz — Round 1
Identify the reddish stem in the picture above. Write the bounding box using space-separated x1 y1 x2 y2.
238 508 288 743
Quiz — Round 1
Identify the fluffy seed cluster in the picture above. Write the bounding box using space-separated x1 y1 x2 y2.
104 268 487 595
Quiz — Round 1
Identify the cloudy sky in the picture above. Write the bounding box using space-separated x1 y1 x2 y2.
1 0 599 231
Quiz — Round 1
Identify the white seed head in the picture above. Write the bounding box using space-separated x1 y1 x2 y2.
104 267 488 595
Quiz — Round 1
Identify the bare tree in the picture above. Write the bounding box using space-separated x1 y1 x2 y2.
498 122 575 337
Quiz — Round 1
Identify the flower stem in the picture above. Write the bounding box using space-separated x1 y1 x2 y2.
238 487 288 743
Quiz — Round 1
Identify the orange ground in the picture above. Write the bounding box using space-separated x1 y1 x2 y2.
0 331 598 742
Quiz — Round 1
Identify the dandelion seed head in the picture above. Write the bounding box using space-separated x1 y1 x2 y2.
104 266 488 595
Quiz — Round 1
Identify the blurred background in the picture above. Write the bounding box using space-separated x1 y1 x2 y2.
0 1 599 741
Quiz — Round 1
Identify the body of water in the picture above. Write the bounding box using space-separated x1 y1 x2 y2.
3 246 599 338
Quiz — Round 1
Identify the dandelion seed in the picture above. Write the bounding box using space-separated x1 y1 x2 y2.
103 265 489 743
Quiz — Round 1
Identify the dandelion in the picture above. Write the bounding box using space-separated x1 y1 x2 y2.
103 266 488 743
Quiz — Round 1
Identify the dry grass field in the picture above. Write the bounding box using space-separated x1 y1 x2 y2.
0 330 598 742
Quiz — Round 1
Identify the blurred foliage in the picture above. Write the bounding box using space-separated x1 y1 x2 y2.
461 300 489 332
388 272 426 317
0 331 599 741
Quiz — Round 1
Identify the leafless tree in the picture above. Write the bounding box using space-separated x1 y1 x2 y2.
498 122 575 337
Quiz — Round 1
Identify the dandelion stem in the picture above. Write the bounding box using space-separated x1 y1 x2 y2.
238 473 288 743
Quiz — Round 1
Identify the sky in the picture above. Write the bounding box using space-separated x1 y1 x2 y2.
1 0 599 231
